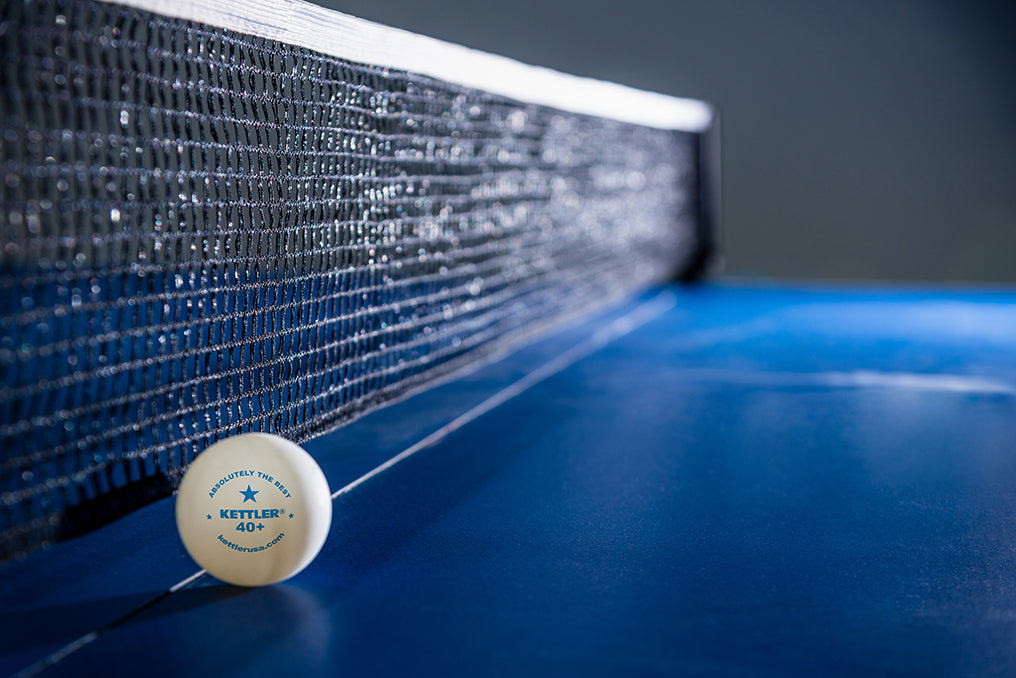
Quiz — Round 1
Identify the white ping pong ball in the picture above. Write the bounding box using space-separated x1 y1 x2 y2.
175 433 332 587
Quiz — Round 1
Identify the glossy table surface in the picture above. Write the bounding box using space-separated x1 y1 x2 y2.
3 283 1016 677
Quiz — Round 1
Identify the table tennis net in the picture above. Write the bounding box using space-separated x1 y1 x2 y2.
0 0 715 561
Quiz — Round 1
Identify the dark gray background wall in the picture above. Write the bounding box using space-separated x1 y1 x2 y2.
315 0 1015 283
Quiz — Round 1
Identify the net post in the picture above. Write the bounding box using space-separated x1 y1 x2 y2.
677 106 722 282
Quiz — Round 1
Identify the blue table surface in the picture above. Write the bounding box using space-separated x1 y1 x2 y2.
3 283 1016 677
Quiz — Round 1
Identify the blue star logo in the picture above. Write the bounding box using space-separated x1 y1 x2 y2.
240 484 259 503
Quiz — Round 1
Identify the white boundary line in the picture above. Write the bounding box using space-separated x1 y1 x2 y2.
332 290 676 499
99 0 713 131
168 569 207 593
14 570 209 678
16 291 675 678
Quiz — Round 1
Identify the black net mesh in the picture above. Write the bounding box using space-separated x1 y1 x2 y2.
0 0 706 560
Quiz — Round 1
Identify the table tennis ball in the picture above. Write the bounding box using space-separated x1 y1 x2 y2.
175 433 332 587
